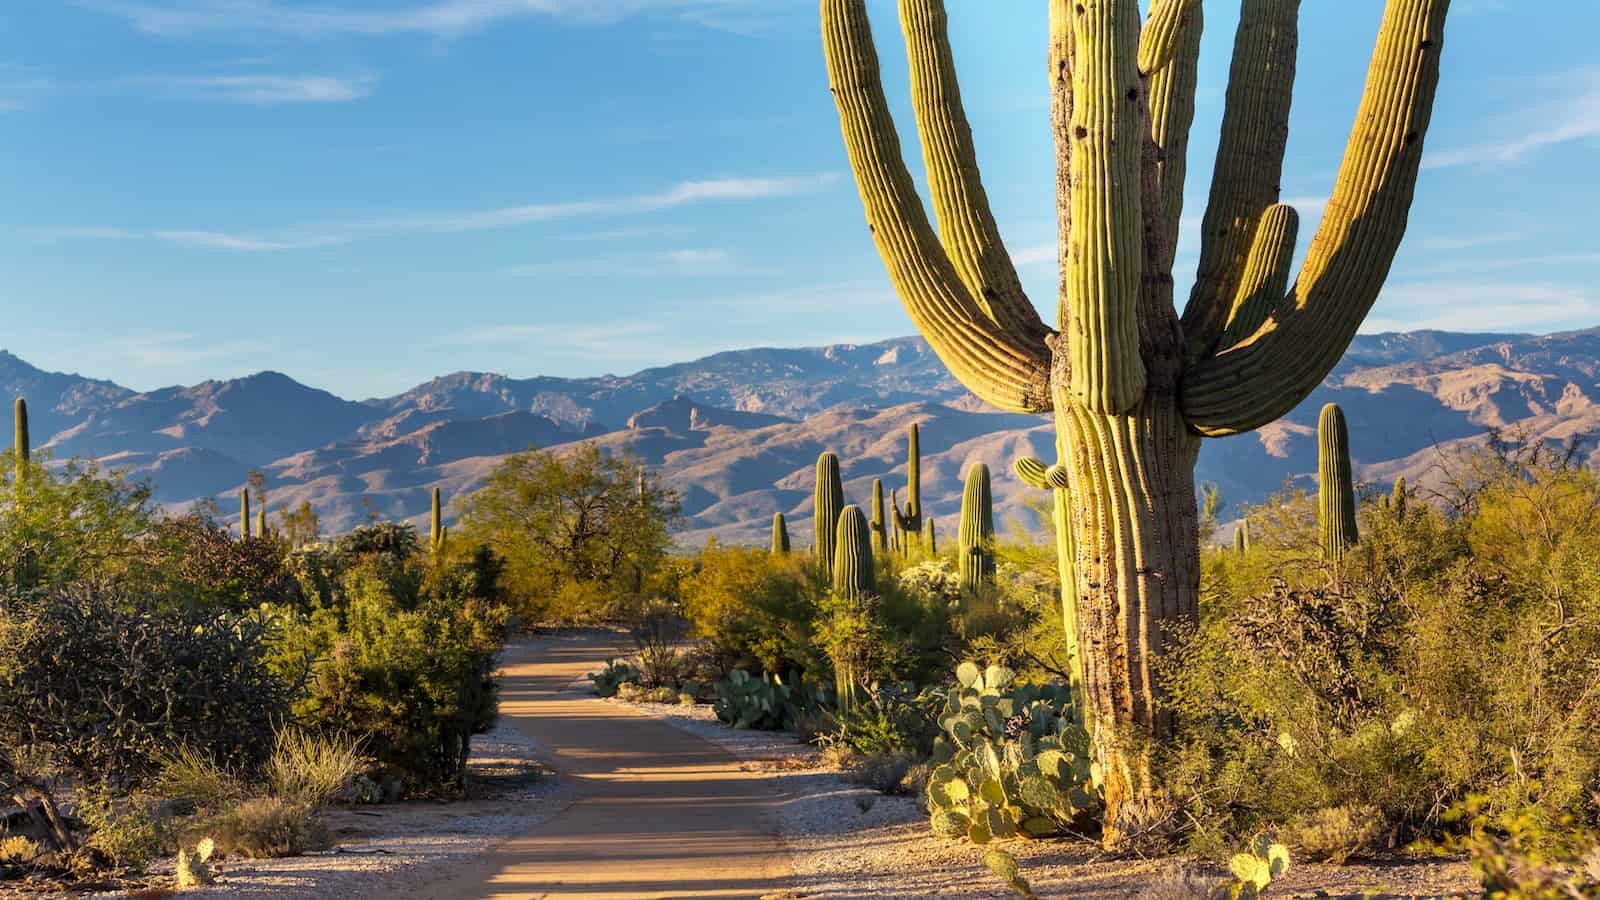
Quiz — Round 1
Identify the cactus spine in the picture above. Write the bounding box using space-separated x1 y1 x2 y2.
814 452 845 576
1318 403 1358 563
958 464 995 591
822 0 1450 838
870 478 889 554
771 512 791 554
240 489 252 540
892 424 923 545
12 398 28 481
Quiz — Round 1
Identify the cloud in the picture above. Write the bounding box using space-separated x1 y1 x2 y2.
442 321 668 360
61 173 837 251
123 73 376 103
81 0 792 39
1364 280 1598 333
506 247 742 277
98 331 277 368
1424 68 1600 169
1012 244 1055 268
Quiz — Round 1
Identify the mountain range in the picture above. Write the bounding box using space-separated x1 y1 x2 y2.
4 326 1598 546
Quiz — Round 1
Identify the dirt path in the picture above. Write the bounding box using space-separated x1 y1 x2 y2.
414 634 793 899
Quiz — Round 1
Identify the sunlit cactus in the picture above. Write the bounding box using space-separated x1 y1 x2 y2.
814 452 845 575
240 489 252 540
12 398 28 481
958 464 995 591
430 487 447 552
925 517 936 554
821 0 1451 839
870 478 889 554
772 512 791 554
1234 519 1250 554
892 424 923 545
256 507 269 540
833 504 876 601
1318 403 1358 563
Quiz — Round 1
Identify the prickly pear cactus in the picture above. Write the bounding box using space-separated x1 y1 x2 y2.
925 661 1099 844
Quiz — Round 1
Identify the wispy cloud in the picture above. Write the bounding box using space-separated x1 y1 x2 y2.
100 331 277 368
1424 68 1600 169
442 321 667 360
81 0 792 39
58 173 838 251
1414 228 1532 253
506 247 743 277
123 73 376 103
1365 280 1598 333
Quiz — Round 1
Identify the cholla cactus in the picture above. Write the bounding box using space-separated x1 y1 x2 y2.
772 512 791 554
958 464 995 591
814 452 845 575
12 397 28 481
821 0 1450 839
1318 403 1358 563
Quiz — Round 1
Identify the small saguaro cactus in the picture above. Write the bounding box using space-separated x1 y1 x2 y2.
833 504 876 601
256 507 269 540
870 478 889 554
772 512 791 554
814 452 845 575
430 487 447 551
12 397 28 480
1391 475 1408 519
925 517 936 554
958 464 995 591
1234 519 1251 554
240 489 253 540
1318 403 1359 563
821 0 1450 839
892 423 923 546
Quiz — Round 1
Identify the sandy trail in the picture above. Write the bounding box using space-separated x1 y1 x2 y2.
414 634 793 900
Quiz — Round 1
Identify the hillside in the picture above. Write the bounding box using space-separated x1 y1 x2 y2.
3 327 1596 544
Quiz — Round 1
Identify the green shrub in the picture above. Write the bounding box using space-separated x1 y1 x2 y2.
588 659 642 697
79 793 171 868
1283 805 1382 864
681 545 820 675
206 797 331 859
0 585 290 788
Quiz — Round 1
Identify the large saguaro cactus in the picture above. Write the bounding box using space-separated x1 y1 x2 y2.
12 398 28 481
821 0 1450 841
1318 403 1358 562
814 452 845 575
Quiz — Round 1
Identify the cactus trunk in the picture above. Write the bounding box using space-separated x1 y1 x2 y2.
870 479 889 554
771 512 791 554
958 464 995 591
814 452 845 576
1318 403 1358 562
12 398 28 481
431 487 445 551
240 489 252 540
256 507 268 540
1391 476 1408 519
893 424 923 543
832 504 875 601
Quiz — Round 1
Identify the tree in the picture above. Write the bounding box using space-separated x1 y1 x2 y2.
278 500 322 548
0 456 159 591
455 444 680 619
820 0 1450 840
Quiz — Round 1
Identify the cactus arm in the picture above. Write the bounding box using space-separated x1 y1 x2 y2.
898 0 1050 346
1179 0 1300 362
822 0 1053 414
1142 0 1203 272
1061 0 1148 414
1219 203 1300 348
1181 0 1450 435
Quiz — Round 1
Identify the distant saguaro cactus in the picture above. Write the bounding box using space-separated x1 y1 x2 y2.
256 507 269 540
1391 476 1408 519
892 424 923 547
431 487 446 551
814 452 845 575
772 512 791 554
1318 404 1358 562
822 0 1450 836
958 464 995 591
870 478 889 554
240 489 252 540
1234 520 1251 554
832 504 876 601
925 517 936 554
12 398 28 481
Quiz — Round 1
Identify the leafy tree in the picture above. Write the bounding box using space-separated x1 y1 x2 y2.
455 444 679 620
0 453 159 591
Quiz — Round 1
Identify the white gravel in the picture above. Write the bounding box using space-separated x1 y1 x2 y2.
136 717 571 899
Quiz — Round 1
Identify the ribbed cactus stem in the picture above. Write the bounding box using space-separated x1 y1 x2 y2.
893 424 924 540
925 518 936 554
832 504 876 601
870 478 888 553
1318 403 1358 562
958 464 995 591
771 512 791 554
256 507 269 540
1391 476 1408 519
12 397 28 481
814 452 845 576
1234 519 1250 554
240 489 252 540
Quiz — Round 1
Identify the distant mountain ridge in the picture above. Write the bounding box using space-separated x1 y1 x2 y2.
4 326 1597 544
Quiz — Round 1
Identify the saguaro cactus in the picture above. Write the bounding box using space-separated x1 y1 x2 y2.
1014 455 1084 721
833 504 876 600
1318 403 1358 562
1391 476 1408 519
870 479 889 554
925 517 936 553
958 464 995 591
240 489 252 540
772 512 791 554
430 487 447 551
821 0 1450 840
12 398 28 481
814 452 845 575
1234 519 1251 554
892 424 923 545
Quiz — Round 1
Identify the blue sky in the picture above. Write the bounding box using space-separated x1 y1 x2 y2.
1 1 1595 398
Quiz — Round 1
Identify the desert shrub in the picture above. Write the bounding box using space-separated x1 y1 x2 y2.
0 457 158 591
680 545 820 676
588 659 642 697
151 746 246 814
1165 438 1600 854
0 585 290 787
1284 806 1383 864
829 682 941 758
78 793 172 868
1439 796 1600 897
267 729 364 808
147 514 302 612
844 751 917 795
615 683 680 704
625 596 692 687
205 797 331 859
